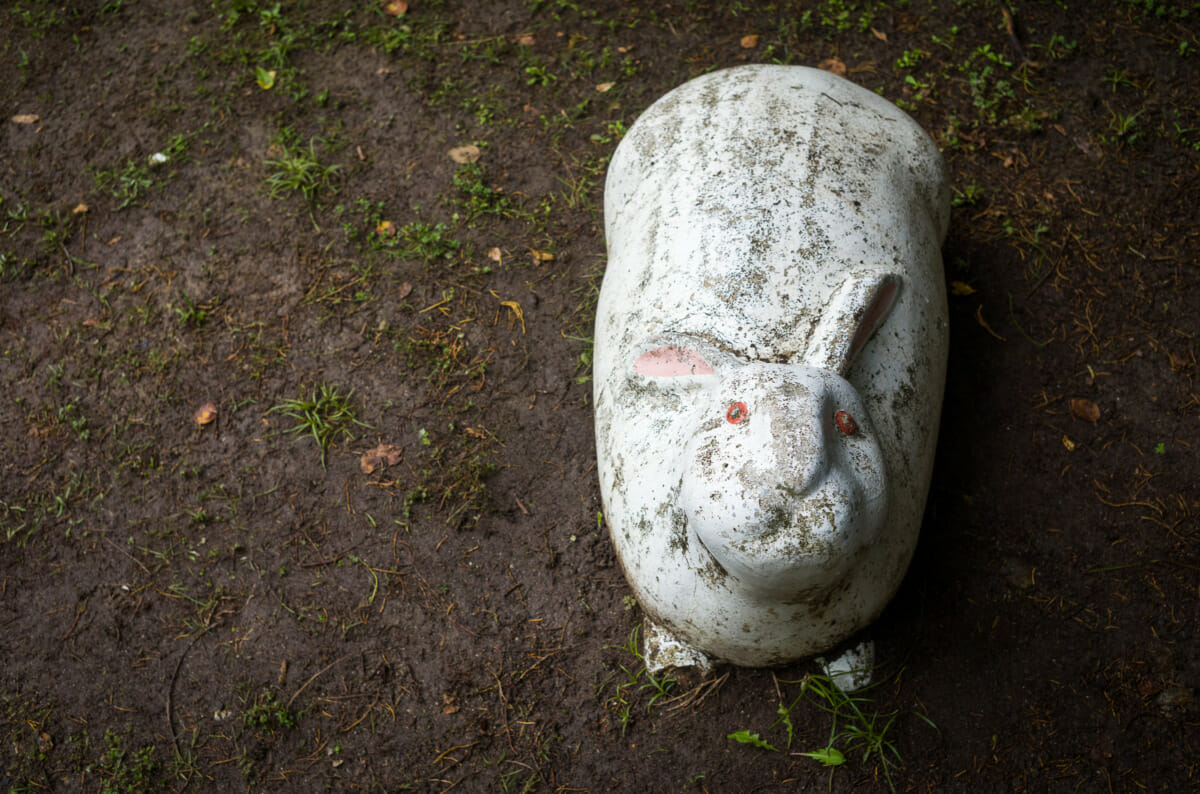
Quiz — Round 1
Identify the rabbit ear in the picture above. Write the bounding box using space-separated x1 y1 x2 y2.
805 272 902 376
633 345 715 377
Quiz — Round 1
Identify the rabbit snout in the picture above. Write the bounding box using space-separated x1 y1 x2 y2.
679 365 889 600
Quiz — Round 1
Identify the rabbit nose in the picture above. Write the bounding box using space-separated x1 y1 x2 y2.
765 410 829 499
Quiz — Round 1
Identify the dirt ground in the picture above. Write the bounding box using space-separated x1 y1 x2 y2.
2 0 1198 791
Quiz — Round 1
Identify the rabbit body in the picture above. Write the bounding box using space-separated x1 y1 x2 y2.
594 65 950 666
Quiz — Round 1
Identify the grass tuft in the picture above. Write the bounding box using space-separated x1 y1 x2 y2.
269 384 368 468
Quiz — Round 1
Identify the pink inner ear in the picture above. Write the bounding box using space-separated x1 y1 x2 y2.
633 346 715 377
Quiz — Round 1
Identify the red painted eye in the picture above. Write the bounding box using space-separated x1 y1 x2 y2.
835 410 858 436
726 402 748 424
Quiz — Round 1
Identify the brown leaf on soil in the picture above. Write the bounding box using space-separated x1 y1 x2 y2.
398 281 413 299
516 34 536 46
383 0 408 15
73 203 89 214
595 81 615 93
194 402 217 425
487 247 503 263
950 281 976 296
448 144 480 164
11 114 39 125
1069 398 1100 423
361 444 403 474
871 28 888 41
818 58 847 77
740 34 760 49
376 219 395 237
529 249 554 262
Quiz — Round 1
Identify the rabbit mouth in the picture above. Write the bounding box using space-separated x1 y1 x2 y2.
687 482 883 602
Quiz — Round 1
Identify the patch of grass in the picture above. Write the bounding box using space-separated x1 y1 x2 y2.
88 728 162 794
264 139 341 202
398 220 462 265
90 135 192 211
1106 107 1144 146
729 672 934 793
93 162 153 210
960 44 1016 127
243 687 298 733
173 293 210 326
599 625 677 736
452 162 513 221
951 179 986 207
269 384 368 468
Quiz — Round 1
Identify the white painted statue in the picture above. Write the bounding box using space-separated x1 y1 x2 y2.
593 65 950 684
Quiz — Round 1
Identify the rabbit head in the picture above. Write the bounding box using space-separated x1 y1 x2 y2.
631 271 900 603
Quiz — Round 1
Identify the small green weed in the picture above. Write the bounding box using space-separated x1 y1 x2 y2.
729 672 931 793
93 162 153 210
1039 33 1077 59
1106 108 1143 145
264 139 341 202
243 687 297 733
600 625 677 735
951 179 986 207
173 293 209 326
728 730 778 751
87 728 161 794
453 162 513 221
398 220 462 265
269 384 368 468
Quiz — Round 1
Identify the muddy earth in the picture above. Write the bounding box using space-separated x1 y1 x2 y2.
1 1 1197 791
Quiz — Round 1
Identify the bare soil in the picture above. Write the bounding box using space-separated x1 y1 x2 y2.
2 1 1198 791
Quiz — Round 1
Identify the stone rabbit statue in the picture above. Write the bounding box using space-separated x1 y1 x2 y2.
594 64 950 680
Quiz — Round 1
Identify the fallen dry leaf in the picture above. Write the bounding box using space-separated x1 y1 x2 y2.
516 34 536 46
818 58 847 77
950 281 976 296
72 202 88 215
12 114 39 125
1069 398 1101 423
529 249 554 262
194 402 217 426
398 281 413 299
871 28 888 41
487 247 503 263
448 144 480 164
383 0 408 15
595 81 615 93
740 34 760 49
360 444 403 474
376 220 395 237
500 300 526 334
442 693 460 714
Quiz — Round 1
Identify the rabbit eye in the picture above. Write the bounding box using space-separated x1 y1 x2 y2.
726 402 748 425
835 410 858 436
